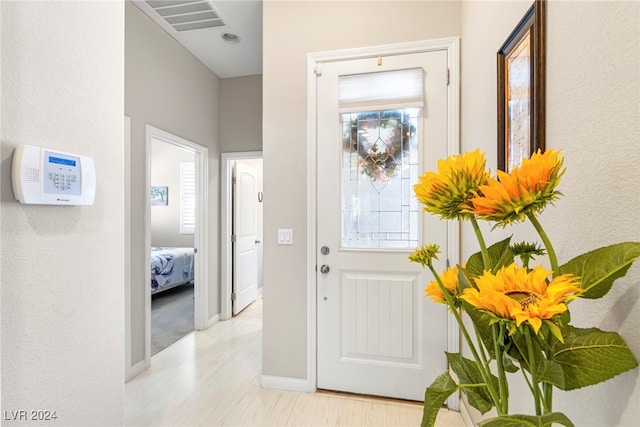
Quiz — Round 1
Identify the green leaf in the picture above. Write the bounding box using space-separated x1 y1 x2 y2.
466 237 513 276
543 319 565 344
462 302 499 358
501 352 520 374
552 325 638 390
559 242 640 299
478 412 574 427
511 330 566 389
457 265 476 291
446 352 496 414
421 371 458 427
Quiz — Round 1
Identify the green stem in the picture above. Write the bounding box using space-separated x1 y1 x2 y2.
474 329 490 367
520 362 535 395
492 324 509 414
520 362 551 414
470 217 491 271
526 212 559 277
427 264 504 415
524 328 542 416
543 379 553 414
525 213 558 414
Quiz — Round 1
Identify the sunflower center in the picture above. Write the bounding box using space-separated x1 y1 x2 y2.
504 290 540 310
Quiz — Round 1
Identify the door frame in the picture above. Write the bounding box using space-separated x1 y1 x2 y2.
306 37 461 407
144 125 210 365
221 151 263 320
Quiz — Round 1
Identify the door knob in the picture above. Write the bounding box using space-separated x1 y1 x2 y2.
320 264 330 274
255 240 261 244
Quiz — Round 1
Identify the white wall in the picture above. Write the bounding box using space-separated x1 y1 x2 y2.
1 1 124 424
125 1 221 366
150 140 195 248
262 0 461 380
460 1 640 425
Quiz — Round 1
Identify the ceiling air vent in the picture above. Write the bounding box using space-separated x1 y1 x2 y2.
145 0 225 32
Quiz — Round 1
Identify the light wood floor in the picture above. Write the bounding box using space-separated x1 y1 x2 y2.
125 299 465 426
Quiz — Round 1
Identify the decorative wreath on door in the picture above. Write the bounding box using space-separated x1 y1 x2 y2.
342 110 416 183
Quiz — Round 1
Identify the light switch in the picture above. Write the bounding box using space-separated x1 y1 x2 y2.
278 228 293 245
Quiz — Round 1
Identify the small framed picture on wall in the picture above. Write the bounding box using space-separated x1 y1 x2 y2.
151 186 168 206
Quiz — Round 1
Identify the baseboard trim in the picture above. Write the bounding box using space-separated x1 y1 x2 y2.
260 375 314 393
205 314 220 329
125 359 148 383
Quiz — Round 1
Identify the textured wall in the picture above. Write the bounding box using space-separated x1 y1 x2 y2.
1 1 124 424
460 1 640 425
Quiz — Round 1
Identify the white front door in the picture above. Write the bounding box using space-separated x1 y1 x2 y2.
316 50 450 401
233 161 258 315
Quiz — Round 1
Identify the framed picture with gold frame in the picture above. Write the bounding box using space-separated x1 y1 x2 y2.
497 0 545 172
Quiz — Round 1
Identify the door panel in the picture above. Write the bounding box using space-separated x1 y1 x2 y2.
340 272 420 364
317 50 450 401
233 162 258 315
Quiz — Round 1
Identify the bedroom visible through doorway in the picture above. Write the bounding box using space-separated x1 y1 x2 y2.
144 125 209 365
150 139 195 354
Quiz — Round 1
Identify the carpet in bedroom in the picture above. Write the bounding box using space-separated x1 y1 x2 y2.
151 283 194 356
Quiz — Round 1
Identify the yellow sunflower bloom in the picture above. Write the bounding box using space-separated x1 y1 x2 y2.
425 266 459 304
460 264 581 333
414 149 489 220
469 149 565 226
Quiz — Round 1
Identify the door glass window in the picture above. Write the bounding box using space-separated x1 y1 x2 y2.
341 108 420 249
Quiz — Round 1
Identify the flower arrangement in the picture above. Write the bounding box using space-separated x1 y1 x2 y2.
410 149 640 427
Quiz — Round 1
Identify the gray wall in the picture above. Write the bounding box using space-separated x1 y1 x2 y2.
1 1 125 424
460 1 639 425
151 140 195 248
125 1 221 366
262 0 462 380
220 75 263 153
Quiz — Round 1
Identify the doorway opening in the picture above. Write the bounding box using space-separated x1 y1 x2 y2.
221 151 263 320
150 139 195 355
145 126 209 362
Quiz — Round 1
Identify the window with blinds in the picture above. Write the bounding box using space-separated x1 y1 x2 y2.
180 162 196 234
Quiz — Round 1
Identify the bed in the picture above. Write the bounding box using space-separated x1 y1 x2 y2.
151 247 194 294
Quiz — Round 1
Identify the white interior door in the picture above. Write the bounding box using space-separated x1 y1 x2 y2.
316 50 450 401
233 161 258 315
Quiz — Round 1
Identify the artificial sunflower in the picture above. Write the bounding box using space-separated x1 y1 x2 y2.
425 265 459 304
461 263 581 333
408 244 440 268
469 149 565 226
414 149 489 220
